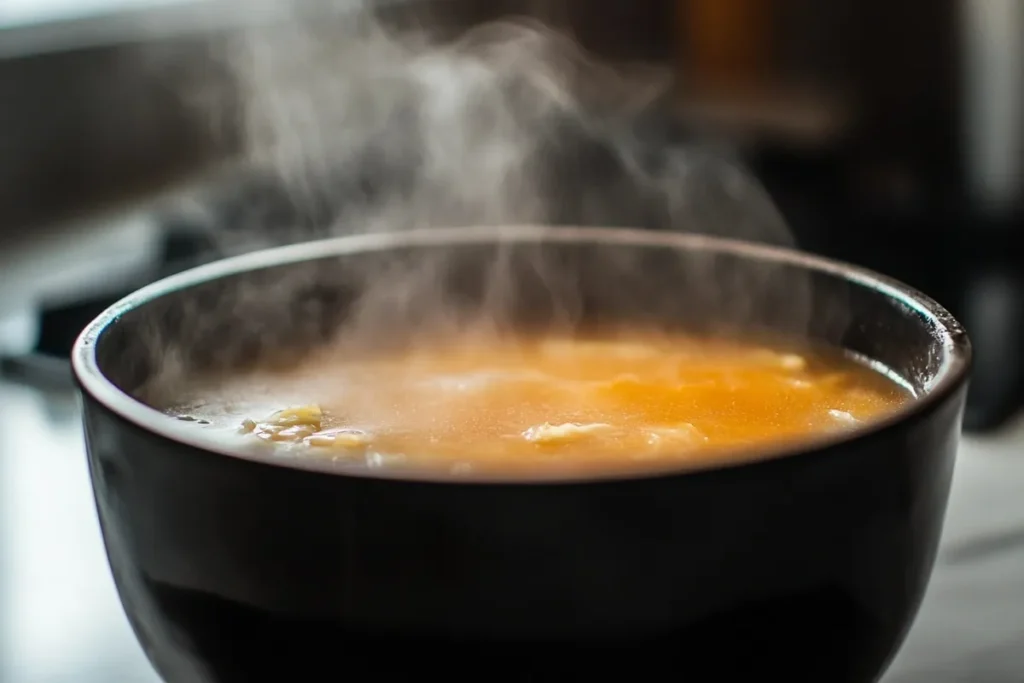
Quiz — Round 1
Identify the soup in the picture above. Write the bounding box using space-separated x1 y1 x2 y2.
165 332 911 477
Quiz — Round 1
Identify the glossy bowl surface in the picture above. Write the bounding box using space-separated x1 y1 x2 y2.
73 226 970 682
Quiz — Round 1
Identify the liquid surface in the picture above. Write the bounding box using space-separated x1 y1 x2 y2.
165 333 911 478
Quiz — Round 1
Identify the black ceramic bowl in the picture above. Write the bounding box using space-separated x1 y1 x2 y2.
73 226 970 683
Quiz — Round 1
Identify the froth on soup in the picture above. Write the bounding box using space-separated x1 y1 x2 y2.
164 332 911 478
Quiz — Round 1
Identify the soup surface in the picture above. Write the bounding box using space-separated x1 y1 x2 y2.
164 332 911 477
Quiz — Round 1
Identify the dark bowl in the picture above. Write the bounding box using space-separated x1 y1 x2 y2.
72 226 970 683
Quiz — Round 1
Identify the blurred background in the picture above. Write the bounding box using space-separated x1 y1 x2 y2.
1 1 1023 681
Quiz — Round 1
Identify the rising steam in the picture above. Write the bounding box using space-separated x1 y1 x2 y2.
133 0 813 400
221 3 791 244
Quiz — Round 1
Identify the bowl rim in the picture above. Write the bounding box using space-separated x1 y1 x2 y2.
72 225 972 484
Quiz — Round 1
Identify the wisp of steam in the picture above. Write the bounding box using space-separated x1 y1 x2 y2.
133 0 816 397
223 3 792 242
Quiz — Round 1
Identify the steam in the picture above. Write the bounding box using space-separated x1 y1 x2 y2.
134 0 813 397
223 5 791 240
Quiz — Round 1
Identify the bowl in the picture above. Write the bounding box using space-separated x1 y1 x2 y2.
72 226 970 682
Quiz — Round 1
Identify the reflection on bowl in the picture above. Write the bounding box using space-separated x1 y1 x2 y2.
73 226 970 682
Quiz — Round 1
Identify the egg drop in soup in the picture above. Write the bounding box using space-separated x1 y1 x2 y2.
166 332 911 478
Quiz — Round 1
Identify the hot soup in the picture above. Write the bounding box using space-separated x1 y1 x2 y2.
164 332 911 477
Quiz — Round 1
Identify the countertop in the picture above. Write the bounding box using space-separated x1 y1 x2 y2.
1 218 1022 682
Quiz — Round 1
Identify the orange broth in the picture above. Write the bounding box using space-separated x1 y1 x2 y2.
166 332 911 477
